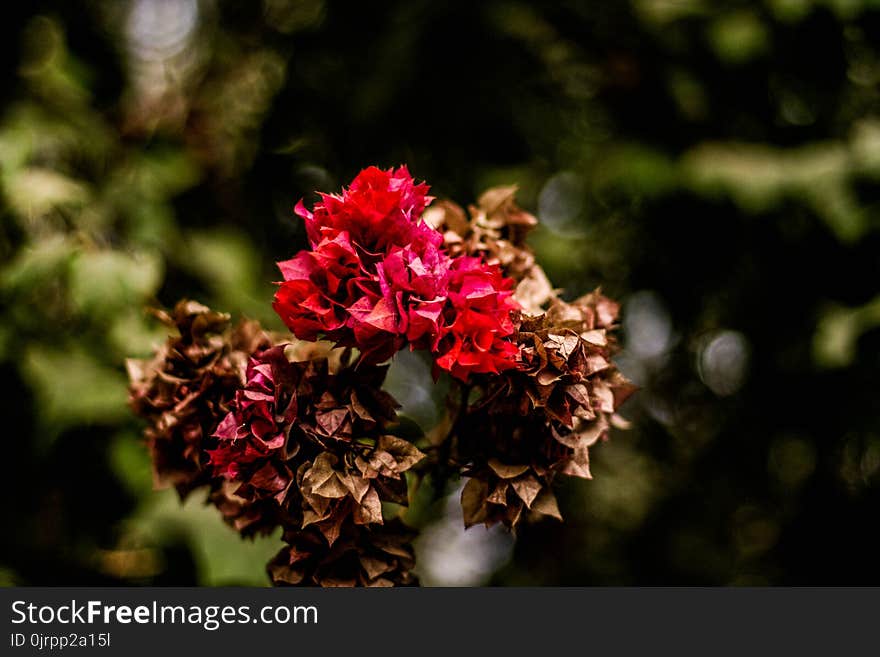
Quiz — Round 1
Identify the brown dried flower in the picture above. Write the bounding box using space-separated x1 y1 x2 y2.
456 291 636 528
267 519 418 587
209 346 425 544
126 300 273 499
423 185 555 314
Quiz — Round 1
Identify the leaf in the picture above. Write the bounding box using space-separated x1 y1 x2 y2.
311 475 350 499
565 383 591 408
548 332 580 359
582 354 610 376
303 453 349 499
554 417 606 449
511 475 542 508
5 167 89 217
69 249 163 318
376 435 425 472
487 458 530 480
338 471 370 504
364 577 395 588
422 199 469 235
591 380 616 413
180 229 266 319
126 488 282 585
477 185 519 214
23 344 129 445
353 487 383 525
250 462 290 496
532 489 563 520
612 379 639 408
315 407 349 436
514 265 555 314
370 477 409 506
349 391 374 421
321 575 358 587
359 555 394 580
315 512 346 546
536 368 562 385
580 329 607 346
461 478 489 528
362 450 397 478
561 447 592 479
487 482 509 505
0 235 76 292
301 507 327 527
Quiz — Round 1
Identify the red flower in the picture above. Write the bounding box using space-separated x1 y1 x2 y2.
273 233 363 342
298 165 432 252
208 345 297 504
274 167 438 360
377 240 450 347
273 166 521 379
433 256 520 381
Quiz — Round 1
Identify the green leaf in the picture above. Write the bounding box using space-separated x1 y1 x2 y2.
0 235 76 292
22 344 129 444
68 249 163 318
110 430 154 497
177 229 274 321
124 488 282 586
4 168 89 217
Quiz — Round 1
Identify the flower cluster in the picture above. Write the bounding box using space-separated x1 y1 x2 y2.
456 292 636 528
423 184 553 314
423 185 636 527
205 345 303 536
126 300 273 499
433 256 519 380
208 343 424 561
272 166 519 380
128 167 635 587
268 519 417 587
129 308 423 583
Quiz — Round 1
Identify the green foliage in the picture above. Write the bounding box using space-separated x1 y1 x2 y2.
111 435 282 586
3 0 880 585
0 12 273 584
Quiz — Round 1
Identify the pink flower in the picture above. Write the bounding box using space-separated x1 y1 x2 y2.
298 165 432 252
273 166 521 380
273 232 364 342
433 257 520 381
207 346 297 502
275 167 438 358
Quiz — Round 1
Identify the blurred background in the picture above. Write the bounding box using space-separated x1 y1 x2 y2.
2 0 879 586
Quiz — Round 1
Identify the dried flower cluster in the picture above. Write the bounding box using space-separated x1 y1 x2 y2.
128 166 633 586
209 344 423 544
268 520 417 587
423 188 635 527
129 303 423 583
457 294 636 527
127 301 273 499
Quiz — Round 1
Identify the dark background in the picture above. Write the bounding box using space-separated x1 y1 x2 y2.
1 0 878 585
